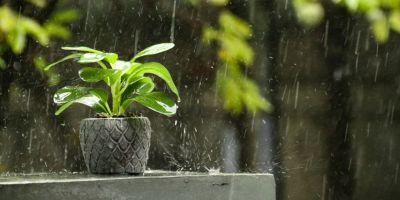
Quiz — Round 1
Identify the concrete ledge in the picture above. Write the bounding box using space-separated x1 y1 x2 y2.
0 171 275 200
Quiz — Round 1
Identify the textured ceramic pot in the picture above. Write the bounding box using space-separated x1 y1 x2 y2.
79 117 151 174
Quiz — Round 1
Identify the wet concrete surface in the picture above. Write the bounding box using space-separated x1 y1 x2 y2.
0 171 275 200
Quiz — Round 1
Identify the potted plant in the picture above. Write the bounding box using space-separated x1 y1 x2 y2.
45 43 179 174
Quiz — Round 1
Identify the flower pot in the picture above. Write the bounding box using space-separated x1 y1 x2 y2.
79 117 151 174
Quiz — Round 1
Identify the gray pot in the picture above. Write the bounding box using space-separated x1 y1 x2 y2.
79 117 151 174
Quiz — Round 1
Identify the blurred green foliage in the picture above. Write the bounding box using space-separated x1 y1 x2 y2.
0 6 48 55
27 0 47 8
203 11 272 114
34 56 60 86
0 0 79 76
293 0 325 27
336 0 400 43
188 0 229 6
294 0 400 43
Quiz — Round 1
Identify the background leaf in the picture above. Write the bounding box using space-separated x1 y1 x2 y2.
27 0 47 8
50 9 79 23
21 17 49 45
6 28 26 54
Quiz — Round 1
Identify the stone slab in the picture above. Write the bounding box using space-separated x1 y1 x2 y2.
0 171 275 200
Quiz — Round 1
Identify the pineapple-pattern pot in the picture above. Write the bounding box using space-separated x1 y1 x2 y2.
79 117 151 174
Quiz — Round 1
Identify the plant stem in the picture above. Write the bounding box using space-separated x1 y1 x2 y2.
111 78 121 115
112 92 120 115
105 103 112 115
97 61 107 69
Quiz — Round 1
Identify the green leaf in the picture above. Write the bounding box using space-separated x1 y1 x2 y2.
368 9 389 43
122 77 155 100
54 86 105 104
50 9 79 23
119 62 142 75
104 71 122 87
114 61 142 75
53 86 109 115
131 77 155 95
208 0 229 6
389 10 400 33
241 78 272 113
44 23 71 39
6 28 26 54
372 19 389 43
358 0 379 12
55 101 74 115
216 69 272 114
78 53 105 63
122 92 177 116
219 11 251 38
128 62 180 99
105 53 118 64
202 26 218 43
90 88 109 104
0 6 17 32
293 1 325 28
131 43 174 62
33 56 46 71
61 46 103 54
101 61 138 86
114 60 131 70
220 34 254 65
21 17 49 45
44 53 82 71
344 0 359 12
79 67 118 82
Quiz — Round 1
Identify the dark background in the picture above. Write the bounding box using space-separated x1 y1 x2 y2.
1 0 400 199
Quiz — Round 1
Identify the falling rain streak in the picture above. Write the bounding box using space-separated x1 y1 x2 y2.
170 0 176 43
